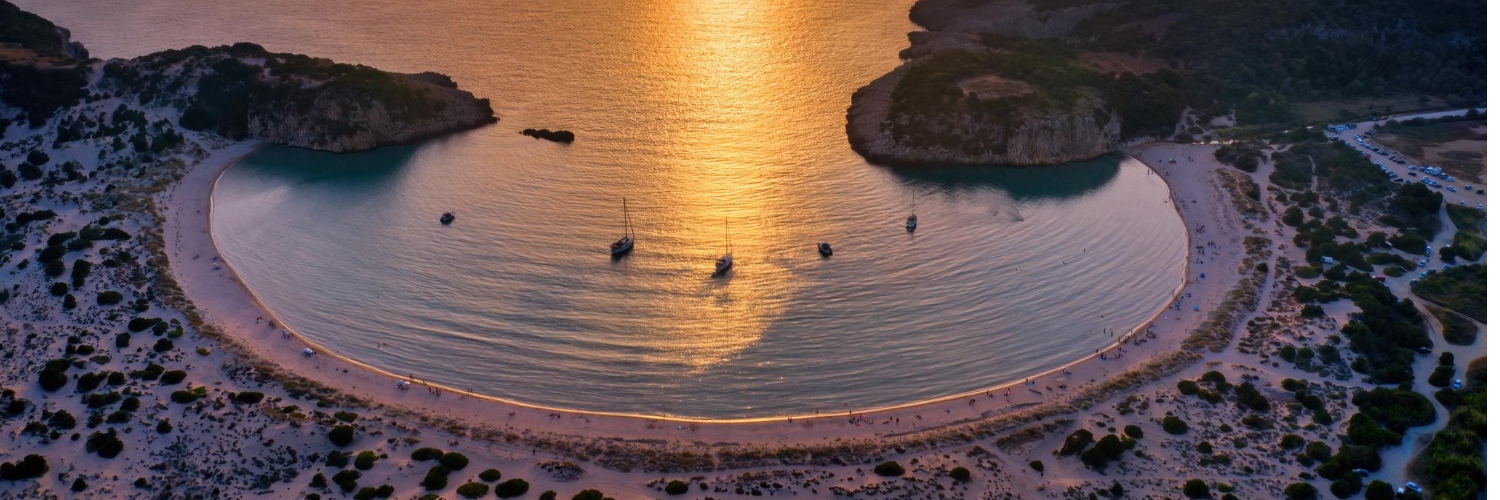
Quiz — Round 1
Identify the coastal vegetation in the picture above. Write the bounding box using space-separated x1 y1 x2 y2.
851 0 1484 166
1411 265 1486 322
1413 358 1485 498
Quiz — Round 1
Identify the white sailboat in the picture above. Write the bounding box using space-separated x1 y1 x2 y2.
610 197 635 257
712 217 733 277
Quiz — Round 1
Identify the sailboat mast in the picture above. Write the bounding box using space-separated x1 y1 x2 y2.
623 197 633 237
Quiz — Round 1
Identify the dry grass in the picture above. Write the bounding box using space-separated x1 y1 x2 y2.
1181 270 1268 352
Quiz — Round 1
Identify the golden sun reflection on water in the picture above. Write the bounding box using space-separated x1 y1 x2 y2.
626 0 817 371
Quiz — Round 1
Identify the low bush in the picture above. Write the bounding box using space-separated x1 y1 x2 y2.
1183 479 1210 498
328 425 355 447
1283 481 1317 499
1123 425 1143 439
478 469 502 482
455 482 488 499
439 452 469 470
1162 416 1189 435
233 391 264 404
97 291 123 305
495 478 530 498
873 461 905 476
159 370 187 385
354 451 378 470
411 447 444 461
332 469 361 493
85 429 124 458
0 454 48 480
420 464 451 490
948 466 971 482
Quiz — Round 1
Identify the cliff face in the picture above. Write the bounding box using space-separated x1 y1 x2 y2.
100 43 495 153
848 66 1120 166
847 0 1126 167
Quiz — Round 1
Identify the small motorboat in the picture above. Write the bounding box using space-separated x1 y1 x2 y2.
440 212 456 225
817 242 833 257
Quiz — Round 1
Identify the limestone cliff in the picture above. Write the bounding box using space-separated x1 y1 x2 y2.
99 43 495 153
847 0 1131 166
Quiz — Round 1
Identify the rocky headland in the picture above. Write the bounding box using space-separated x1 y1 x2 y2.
0 13 494 153
847 0 1132 166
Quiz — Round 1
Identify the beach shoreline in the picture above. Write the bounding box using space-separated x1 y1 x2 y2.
167 143 1215 439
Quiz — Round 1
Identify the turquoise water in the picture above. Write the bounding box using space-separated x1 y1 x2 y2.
32 0 1187 418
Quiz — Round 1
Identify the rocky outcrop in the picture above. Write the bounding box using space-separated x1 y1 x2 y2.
848 66 1121 166
848 0 1126 166
521 128 575 143
100 43 495 153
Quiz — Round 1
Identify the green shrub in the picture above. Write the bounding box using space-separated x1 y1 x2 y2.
332 469 361 492
233 391 264 404
1428 365 1456 387
0 455 48 480
152 338 173 352
1057 428 1095 455
1029 460 1043 472
1279 434 1305 449
1162 416 1189 435
478 468 501 482
1364 480 1394 500
159 370 187 385
495 478 530 498
155 419 172 434
1123 425 1143 439
873 461 905 477
85 429 124 458
1283 481 1317 499
1305 441 1332 461
324 450 350 468
334 411 358 422
1177 380 1199 395
455 482 488 498
328 425 355 447
420 464 451 490
571 490 604 500
438 451 469 470
95 288 123 303
354 451 378 470
948 466 971 482
411 447 444 461
1183 479 1211 498
115 333 130 348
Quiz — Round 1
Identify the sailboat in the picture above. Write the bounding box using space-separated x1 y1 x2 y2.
712 217 733 277
905 192 917 232
610 197 635 257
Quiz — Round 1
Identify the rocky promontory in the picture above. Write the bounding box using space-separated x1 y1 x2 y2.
846 0 1133 167
0 4 494 153
99 43 495 152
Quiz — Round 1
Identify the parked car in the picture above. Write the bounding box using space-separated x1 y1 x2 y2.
1464 184 1472 190
1451 380 1462 390
1406 482 1423 494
